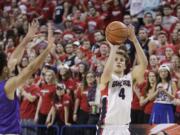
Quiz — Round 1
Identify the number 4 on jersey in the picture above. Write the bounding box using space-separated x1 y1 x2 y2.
119 88 125 99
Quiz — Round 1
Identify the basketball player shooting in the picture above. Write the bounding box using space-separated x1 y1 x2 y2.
97 25 148 135
0 22 54 134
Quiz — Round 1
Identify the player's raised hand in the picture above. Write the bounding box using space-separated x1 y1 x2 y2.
128 24 136 42
106 38 120 50
47 22 55 51
26 20 39 39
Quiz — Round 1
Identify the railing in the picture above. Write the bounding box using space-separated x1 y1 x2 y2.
21 124 96 135
21 124 60 135
60 124 96 135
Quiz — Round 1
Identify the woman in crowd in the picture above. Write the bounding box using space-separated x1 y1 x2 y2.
140 71 158 123
46 83 72 126
149 64 177 124
20 75 40 135
34 69 57 134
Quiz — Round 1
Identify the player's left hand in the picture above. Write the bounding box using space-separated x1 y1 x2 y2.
128 24 136 42
26 19 39 39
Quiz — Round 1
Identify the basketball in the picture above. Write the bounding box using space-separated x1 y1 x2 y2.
105 21 129 45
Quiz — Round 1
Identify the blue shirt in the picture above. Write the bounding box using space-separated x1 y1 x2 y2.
0 80 20 134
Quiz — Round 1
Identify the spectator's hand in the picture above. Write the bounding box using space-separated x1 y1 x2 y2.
26 20 39 39
172 98 180 105
65 122 71 126
34 114 38 123
128 24 136 42
46 122 53 128
73 114 77 122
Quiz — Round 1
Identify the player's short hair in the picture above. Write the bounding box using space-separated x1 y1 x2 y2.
116 46 130 65
0 51 7 76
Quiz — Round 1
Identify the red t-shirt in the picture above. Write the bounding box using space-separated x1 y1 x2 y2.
141 82 155 114
39 84 56 115
20 84 40 119
76 88 90 112
63 78 77 91
144 101 154 114
54 94 73 123
131 82 146 110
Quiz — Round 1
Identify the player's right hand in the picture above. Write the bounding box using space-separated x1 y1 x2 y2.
106 38 120 49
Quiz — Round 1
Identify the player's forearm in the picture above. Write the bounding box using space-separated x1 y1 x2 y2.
18 47 50 83
101 47 116 83
8 36 31 70
9 36 31 60
132 38 148 68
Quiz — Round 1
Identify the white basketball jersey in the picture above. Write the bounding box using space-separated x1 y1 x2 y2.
102 73 133 125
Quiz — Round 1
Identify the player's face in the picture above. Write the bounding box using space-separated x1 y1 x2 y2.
114 54 126 73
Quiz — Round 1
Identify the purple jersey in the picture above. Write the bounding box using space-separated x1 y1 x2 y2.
0 80 20 134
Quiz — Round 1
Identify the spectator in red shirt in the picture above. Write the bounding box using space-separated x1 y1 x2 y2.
156 31 169 61
140 71 158 123
20 75 40 135
95 43 109 66
131 82 146 124
143 12 154 36
73 74 93 124
110 0 124 22
46 83 73 127
160 45 175 66
34 69 56 135
57 64 77 95
52 43 67 64
148 54 160 72
162 4 178 32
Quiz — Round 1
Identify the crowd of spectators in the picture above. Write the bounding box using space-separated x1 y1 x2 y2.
0 0 180 134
